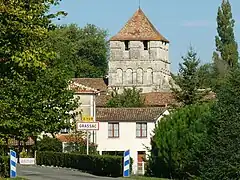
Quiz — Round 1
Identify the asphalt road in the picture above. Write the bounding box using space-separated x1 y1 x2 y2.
17 165 121 180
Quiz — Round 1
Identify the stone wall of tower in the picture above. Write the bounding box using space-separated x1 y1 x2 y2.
108 40 171 93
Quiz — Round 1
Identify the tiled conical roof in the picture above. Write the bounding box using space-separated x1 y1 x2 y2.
110 8 169 42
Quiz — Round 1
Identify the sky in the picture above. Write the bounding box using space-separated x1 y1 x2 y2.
51 0 240 73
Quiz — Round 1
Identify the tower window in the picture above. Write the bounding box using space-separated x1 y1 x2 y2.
143 41 148 50
124 40 130 51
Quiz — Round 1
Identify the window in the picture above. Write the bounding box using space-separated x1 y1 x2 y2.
136 123 147 138
108 123 119 138
143 41 148 50
126 68 133 84
136 68 143 84
124 40 130 51
147 68 153 84
60 128 70 134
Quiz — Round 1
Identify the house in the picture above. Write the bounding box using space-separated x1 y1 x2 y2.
96 107 170 174
56 80 100 145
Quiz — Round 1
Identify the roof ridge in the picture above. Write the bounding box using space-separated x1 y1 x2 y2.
110 8 169 42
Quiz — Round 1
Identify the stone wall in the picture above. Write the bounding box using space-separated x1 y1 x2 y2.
108 40 171 93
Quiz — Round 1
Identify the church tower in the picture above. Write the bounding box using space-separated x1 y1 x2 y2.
108 8 171 93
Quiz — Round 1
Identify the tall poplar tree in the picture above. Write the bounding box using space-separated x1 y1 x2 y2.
214 0 239 67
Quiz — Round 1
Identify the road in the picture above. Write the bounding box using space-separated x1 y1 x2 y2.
17 165 122 180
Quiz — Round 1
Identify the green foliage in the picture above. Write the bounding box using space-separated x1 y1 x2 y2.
147 103 211 179
199 68 240 179
215 0 239 67
0 0 64 68
0 0 78 146
196 63 215 89
0 67 79 142
64 142 97 155
107 87 144 107
0 156 9 178
48 24 108 78
36 151 125 177
37 136 62 153
171 47 208 106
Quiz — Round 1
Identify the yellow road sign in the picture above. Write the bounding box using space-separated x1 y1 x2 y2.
82 116 94 122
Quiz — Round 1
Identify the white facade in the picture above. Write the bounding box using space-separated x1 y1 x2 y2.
96 110 169 174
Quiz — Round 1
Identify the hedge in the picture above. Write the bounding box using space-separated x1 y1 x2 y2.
36 151 131 177
0 156 10 178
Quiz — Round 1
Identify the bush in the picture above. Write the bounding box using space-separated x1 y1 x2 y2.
0 156 10 178
37 136 62 152
63 142 97 155
36 151 127 177
147 103 211 179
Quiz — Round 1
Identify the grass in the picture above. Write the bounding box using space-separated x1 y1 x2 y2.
0 177 28 180
123 176 169 180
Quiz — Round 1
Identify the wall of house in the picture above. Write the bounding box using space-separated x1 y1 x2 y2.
108 40 171 93
96 121 155 174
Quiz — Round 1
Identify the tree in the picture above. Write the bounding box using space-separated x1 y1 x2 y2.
0 67 79 144
196 63 215 89
0 0 65 68
146 103 211 179
48 24 108 78
171 47 207 106
106 87 144 107
199 68 240 179
37 136 62 152
214 0 239 68
0 1 79 149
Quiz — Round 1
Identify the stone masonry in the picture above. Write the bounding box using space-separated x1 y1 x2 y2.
108 8 171 93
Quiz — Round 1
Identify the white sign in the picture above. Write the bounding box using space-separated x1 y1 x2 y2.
77 122 99 131
19 158 35 165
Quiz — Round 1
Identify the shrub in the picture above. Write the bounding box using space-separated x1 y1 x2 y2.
37 136 62 152
63 142 97 154
147 103 211 179
36 151 128 177
0 156 10 178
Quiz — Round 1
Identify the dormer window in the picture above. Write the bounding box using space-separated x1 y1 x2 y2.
124 40 130 51
143 41 148 50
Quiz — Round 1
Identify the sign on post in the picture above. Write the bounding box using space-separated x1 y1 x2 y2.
76 121 99 155
10 150 17 178
82 116 94 122
123 150 130 177
76 122 99 131
19 158 35 165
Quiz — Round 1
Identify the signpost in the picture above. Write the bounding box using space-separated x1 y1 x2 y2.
77 122 99 131
10 150 17 178
76 121 99 155
82 116 94 122
123 150 130 177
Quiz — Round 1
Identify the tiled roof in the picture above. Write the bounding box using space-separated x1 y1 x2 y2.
8 137 34 146
56 134 97 146
110 8 169 42
95 92 175 107
96 107 166 122
142 92 176 107
96 94 111 107
72 78 108 93
56 134 84 143
69 81 99 94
